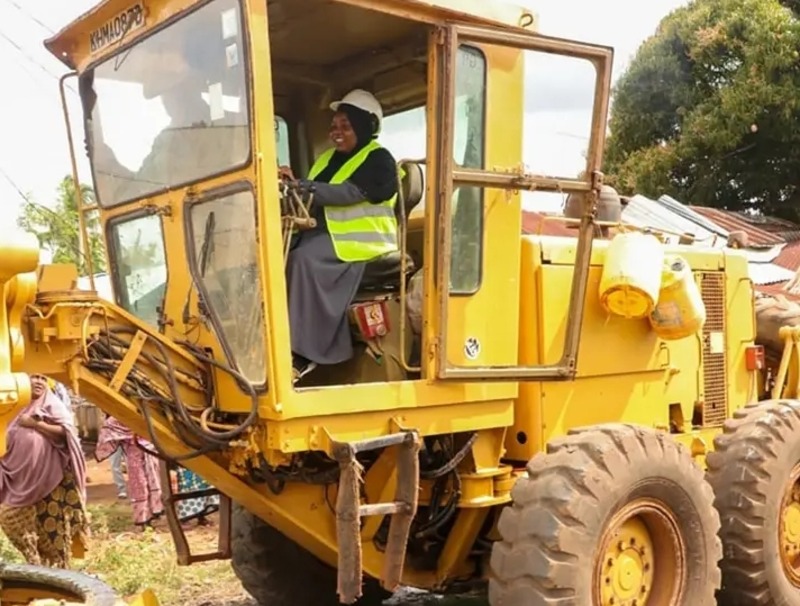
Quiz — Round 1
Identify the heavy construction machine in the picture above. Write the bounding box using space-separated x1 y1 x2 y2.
1 0 799 604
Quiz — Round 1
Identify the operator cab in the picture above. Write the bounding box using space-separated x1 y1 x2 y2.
266 1 492 386
47 0 608 395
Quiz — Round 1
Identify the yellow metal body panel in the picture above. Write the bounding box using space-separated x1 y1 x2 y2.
441 48 524 370
507 235 756 462
15 0 762 599
43 0 527 430
44 0 536 71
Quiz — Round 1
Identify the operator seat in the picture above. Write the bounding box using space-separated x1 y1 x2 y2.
358 161 425 290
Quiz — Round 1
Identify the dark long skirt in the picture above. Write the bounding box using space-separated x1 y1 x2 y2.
286 230 365 365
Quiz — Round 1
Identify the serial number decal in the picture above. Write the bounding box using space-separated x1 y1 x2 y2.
90 3 145 53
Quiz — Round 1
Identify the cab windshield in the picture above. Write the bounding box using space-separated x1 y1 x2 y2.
82 0 250 207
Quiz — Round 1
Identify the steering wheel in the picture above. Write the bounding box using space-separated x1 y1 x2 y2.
279 178 317 263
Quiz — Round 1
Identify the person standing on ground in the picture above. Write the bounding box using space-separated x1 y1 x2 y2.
0 374 89 567
94 416 163 529
110 447 127 499
174 467 219 528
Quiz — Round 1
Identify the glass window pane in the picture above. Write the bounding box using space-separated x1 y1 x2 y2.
275 116 291 167
109 214 167 329
189 188 266 384
87 0 250 207
381 106 427 209
522 52 597 214
451 45 486 294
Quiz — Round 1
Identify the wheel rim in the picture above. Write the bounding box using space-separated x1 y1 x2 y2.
0 583 84 605
780 463 800 586
595 499 685 606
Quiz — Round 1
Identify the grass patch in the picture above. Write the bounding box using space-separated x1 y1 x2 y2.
0 502 252 605
0 500 487 606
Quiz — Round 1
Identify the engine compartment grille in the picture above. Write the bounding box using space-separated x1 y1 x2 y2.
699 272 728 427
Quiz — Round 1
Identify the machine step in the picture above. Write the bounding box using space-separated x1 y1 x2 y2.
158 460 232 566
331 430 421 605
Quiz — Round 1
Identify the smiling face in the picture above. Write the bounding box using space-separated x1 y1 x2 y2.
30 374 46 399
329 112 358 153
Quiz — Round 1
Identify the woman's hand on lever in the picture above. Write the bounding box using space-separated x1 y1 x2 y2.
278 165 296 182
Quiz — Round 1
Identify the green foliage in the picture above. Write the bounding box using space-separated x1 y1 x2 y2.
604 0 800 219
17 176 107 276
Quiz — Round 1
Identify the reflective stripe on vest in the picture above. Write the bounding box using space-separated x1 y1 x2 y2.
307 140 401 263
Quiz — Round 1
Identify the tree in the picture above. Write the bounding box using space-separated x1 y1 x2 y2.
18 176 107 276
604 0 800 220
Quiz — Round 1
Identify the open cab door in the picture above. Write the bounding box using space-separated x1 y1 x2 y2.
427 23 613 381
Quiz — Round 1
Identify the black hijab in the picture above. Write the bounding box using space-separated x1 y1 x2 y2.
313 104 375 181
311 103 398 203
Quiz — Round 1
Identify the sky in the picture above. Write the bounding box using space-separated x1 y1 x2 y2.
0 0 690 226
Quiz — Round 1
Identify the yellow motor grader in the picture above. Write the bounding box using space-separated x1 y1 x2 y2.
0 0 798 604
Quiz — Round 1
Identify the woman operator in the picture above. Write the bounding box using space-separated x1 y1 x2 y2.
279 89 400 383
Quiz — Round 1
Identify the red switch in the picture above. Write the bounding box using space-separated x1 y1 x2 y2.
745 345 765 371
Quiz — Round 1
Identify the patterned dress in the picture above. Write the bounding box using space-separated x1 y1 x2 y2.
0 386 89 568
176 468 219 523
95 416 163 526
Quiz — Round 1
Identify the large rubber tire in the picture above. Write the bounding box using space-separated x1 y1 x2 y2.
488 423 722 606
0 563 120 605
230 502 390 606
707 400 800 604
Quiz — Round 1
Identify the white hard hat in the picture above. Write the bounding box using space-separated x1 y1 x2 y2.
330 89 383 126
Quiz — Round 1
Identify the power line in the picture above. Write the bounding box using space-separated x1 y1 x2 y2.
0 165 97 268
1 0 55 34
0 29 76 95
0 164 30 204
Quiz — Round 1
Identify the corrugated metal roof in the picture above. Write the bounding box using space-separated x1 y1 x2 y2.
521 212 575 237
621 195 725 246
655 195 730 237
689 206 785 247
735 212 796 231
749 263 796 285
732 212 800 242
754 281 800 301
736 245 783 264
775 241 800 271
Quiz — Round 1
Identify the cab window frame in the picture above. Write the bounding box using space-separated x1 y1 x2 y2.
449 43 487 296
376 44 487 297
183 179 268 391
105 209 170 331
79 0 255 209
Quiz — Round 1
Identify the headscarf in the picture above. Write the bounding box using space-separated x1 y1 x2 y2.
311 103 378 185
0 385 87 508
95 415 156 462
338 103 377 146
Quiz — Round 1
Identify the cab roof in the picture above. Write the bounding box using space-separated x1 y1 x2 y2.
44 0 538 72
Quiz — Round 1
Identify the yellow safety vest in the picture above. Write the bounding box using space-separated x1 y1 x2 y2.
308 140 400 263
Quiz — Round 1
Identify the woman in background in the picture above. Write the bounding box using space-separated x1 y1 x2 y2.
95 416 163 529
174 467 219 528
0 374 89 567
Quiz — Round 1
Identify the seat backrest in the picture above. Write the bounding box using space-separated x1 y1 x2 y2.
396 161 425 225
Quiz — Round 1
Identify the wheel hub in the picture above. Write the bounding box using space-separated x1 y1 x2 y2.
595 499 684 606
600 517 654 605
780 468 800 586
